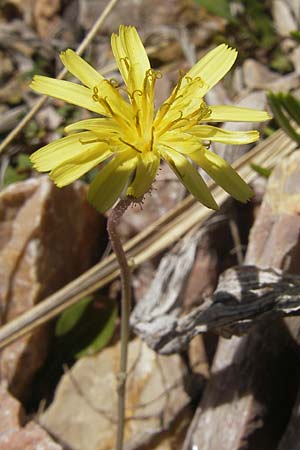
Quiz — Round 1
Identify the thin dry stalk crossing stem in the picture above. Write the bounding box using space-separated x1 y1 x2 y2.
0 129 297 350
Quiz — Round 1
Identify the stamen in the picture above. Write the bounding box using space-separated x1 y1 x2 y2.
154 75 184 126
135 111 142 137
185 102 211 122
109 78 119 88
203 141 211 149
149 126 154 151
130 90 143 100
201 106 212 121
119 138 142 153
120 57 130 71
194 76 205 87
98 96 115 117
146 68 155 78
92 86 99 102
129 90 143 117
79 137 101 145
157 110 185 136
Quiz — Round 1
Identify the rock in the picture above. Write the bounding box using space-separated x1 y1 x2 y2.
0 176 103 399
41 338 191 450
289 46 300 74
78 0 141 32
0 421 63 450
272 0 300 37
131 199 254 354
246 150 300 270
243 59 300 92
33 0 61 39
185 151 300 450
212 91 269 162
0 384 24 433
0 105 27 134
0 385 62 450
36 106 63 130
79 0 192 33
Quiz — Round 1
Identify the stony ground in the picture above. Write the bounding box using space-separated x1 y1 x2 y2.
1 1 300 449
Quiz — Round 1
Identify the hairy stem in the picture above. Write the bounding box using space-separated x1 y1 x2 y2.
107 198 132 450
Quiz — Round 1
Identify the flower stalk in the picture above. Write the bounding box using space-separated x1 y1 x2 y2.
107 198 132 450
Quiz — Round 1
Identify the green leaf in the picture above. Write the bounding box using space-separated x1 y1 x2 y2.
55 296 92 337
76 304 117 358
3 153 32 186
267 92 300 145
3 167 26 186
290 30 300 43
18 153 31 169
280 93 300 127
250 163 272 178
270 51 293 73
194 0 236 23
54 296 117 359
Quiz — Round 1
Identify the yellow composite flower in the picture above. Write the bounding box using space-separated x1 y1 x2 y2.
30 25 270 212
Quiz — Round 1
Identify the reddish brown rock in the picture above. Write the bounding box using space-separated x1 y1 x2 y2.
0 176 103 399
0 385 62 450
0 422 63 450
0 384 24 433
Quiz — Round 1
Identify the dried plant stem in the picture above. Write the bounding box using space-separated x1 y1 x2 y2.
0 129 296 351
107 198 132 450
0 0 119 155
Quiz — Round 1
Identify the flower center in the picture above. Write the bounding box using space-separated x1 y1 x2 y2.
153 74 211 137
91 70 211 155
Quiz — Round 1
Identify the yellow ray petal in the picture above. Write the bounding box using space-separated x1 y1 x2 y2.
160 146 218 210
159 45 237 121
190 148 253 202
50 145 112 187
87 154 137 212
127 152 160 198
111 25 150 93
30 131 102 171
189 125 260 144
159 132 204 154
156 80 209 127
111 31 130 88
60 49 103 88
206 106 271 122
95 78 134 125
30 76 106 115
65 118 119 134
185 44 237 95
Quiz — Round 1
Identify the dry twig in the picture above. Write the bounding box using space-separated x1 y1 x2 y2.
0 129 297 350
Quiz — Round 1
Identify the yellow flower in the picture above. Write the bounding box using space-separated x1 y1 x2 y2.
30 25 270 212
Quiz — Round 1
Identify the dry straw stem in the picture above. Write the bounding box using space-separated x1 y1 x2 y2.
0 0 120 155
0 128 297 349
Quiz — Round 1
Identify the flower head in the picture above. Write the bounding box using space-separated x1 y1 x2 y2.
30 25 270 212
